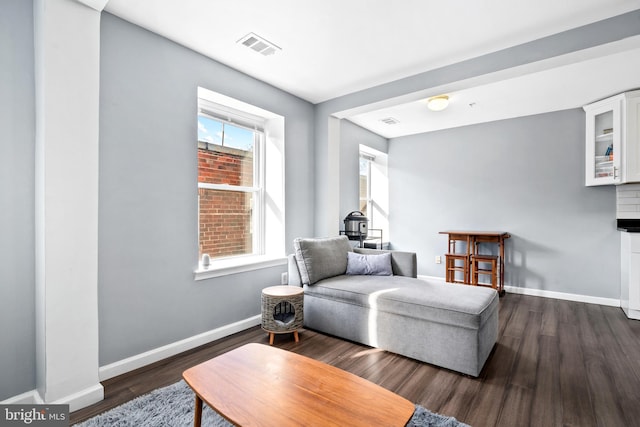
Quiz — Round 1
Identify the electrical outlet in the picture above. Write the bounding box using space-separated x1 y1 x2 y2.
435 255 442 264
281 272 288 285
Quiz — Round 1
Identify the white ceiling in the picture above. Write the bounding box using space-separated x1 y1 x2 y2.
104 0 640 138
347 41 640 137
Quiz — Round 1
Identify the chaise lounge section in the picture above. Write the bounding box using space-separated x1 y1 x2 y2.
288 236 499 377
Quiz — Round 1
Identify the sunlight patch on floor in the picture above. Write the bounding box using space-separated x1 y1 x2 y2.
350 348 385 359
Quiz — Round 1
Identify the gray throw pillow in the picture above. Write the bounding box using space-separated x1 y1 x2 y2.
293 236 353 285
346 252 393 276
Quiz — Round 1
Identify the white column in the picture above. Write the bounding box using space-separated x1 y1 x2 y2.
34 0 104 410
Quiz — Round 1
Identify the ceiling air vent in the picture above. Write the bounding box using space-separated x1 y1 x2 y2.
380 117 400 125
237 33 281 56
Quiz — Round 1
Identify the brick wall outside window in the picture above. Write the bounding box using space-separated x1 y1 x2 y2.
198 144 254 259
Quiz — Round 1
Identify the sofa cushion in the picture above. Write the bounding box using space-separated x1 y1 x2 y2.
304 275 498 330
293 236 353 285
354 248 417 278
346 252 392 276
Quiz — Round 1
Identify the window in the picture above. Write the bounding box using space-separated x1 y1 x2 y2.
359 145 389 243
196 88 285 277
198 109 263 260
359 154 373 217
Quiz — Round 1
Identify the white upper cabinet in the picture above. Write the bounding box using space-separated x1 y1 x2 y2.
584 90 640 186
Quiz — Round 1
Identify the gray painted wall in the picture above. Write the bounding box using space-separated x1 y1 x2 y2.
314 9 640 238
339 120 388 221
99 14 315 365
388 110 620 298
0 0 36 399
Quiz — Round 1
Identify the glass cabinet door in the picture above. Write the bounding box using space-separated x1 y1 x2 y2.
585 97 622 186
593 110 614 180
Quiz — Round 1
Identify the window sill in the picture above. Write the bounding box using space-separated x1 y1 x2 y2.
194 255 287 281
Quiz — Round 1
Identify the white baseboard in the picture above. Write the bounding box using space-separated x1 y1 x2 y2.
504 285 620 307
418 275 621 307
53 383 104 412
99 315 261 381
418 275 446 283
2 316 261 409
3 384 104 412
1 389 41 404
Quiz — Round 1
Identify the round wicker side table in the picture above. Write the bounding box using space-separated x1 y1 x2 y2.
261 285 304 345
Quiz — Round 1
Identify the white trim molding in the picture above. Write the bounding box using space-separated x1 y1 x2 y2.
194 256 286 280
74 0 109 12
52 384 104 412
1 390 42 405
504 285 620 307
418 275 620 307
99 315 261 381
2 384 103 412
4 317 262 406
1 385 102 412
418 275 446 283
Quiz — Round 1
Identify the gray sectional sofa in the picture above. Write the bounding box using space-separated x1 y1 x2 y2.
288 236 499 377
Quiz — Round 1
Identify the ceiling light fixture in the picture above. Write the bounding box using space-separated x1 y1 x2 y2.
237 32 281 56
427 95 449 111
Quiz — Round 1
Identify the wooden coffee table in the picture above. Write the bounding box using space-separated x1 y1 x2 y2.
182 343 415 427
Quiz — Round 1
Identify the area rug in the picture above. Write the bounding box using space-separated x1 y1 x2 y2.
74 380 469 427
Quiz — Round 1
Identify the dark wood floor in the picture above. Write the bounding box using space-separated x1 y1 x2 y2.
71 293 640 426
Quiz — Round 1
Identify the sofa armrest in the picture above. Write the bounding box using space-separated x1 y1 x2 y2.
287 254 303 287
354 248 417 278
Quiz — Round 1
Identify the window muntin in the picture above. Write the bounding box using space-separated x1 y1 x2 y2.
197 110 264 261
198 119 257 187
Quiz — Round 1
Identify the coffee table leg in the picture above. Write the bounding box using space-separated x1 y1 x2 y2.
194 395 203 427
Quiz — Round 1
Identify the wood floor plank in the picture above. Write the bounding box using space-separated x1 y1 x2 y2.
70 294 640 427
531 335 562 427
463 335 521 426
558 320 598 426
502 300 529 338
416 369 463 415
509 310 541 390
496 292 519 338
393 362 440 403
437 375 483 423
358 353 420 392
556 299 579 324
495 384 533 427
582 304 637 426
540 297 559 337
601 305 640 394
332 346 388 377
525 294 545 313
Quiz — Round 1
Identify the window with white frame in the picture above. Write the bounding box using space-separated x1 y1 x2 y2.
359 145 389 243
359 153 373 217
196 88 285 274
